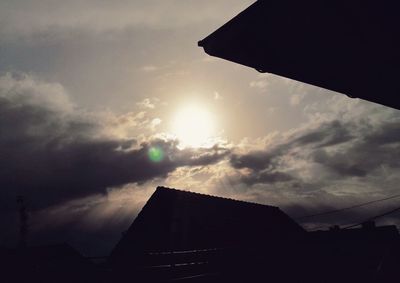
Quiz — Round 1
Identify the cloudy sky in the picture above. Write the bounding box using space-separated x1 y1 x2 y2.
1 0 400 255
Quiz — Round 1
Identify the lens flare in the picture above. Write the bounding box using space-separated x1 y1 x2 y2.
148 146 164 162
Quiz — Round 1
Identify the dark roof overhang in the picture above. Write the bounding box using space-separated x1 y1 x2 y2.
198 0 400 110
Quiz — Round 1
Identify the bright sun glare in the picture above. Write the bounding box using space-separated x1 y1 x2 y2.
171 105 215 148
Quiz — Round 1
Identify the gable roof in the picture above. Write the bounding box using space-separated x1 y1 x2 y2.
110 186 304 263
198 0 400 110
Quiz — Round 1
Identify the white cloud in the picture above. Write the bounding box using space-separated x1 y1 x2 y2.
0 72 73 113
136 98 156 109
214 91 222 100
150 118 162 131
249 80 268 90
141 65 159 73
290 93 306 106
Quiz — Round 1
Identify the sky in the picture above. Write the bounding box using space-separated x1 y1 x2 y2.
1 0 400 256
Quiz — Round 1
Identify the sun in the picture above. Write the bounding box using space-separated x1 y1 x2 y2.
171 105 216 148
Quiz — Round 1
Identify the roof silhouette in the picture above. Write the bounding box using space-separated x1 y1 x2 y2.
198 0 400 110
108 187 400 282
110 186 304 265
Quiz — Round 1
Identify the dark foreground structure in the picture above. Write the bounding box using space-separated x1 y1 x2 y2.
198 0 400 110
0 243 98 283
108 187 400 282
109 186 306 282
2 187 400 282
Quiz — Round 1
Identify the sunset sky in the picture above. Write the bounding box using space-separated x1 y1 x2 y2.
1 0 400 255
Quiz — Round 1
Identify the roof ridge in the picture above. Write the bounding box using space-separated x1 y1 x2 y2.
156 186 278 209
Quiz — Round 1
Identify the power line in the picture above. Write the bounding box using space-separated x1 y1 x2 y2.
295 193 400 220
342 205 400 229
307 204 400 231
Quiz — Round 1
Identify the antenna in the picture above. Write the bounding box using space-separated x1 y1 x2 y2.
16 196 28 248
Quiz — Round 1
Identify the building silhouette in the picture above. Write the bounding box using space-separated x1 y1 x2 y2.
308 222 400 282
108 187 400 282
109 186 305 282
0 243 97 283
2 187 400 282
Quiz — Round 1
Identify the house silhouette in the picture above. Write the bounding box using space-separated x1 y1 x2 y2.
107 187 400 282
0 243 96 283
109 186 306 282
3 187 400 282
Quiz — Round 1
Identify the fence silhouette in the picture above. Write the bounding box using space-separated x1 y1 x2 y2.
127 245 304 283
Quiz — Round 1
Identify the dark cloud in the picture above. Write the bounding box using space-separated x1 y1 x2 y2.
230 120 355 171
364 120 400 145
230 150 278 170
229 117 400 185
0 74 229 211
311 122 400 177
311 149 368 177
221 99 400 237
240 171 294 186
293 120 354 148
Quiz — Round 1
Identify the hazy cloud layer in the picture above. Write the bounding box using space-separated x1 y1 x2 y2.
231 96 399 182
3 0 400 258
0 0 255 38
2 73 399 254
222 96 400 230
0 73 229 211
